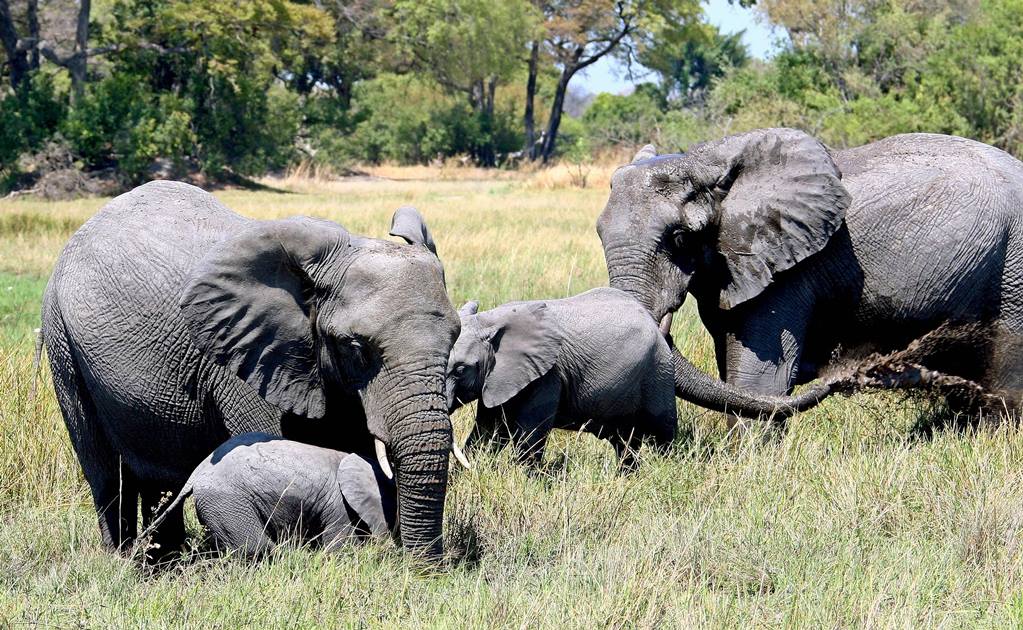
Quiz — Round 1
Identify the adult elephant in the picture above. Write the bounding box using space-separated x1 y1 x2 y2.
598 128 1023 407
42 181 460 557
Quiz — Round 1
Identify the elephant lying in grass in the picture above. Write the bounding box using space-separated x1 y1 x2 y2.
445 288 677 469
143 433 395 559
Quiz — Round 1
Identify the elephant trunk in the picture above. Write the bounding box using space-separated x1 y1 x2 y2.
369 364 451 558
390 407 450 557
603 243 665 316
670 345 832 419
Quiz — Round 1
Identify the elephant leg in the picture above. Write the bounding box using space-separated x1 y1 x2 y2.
987 317 1023 411
195 492 275 559
464 404 512 454
723 289 811 398
505 372 561 466
609 426 644 473
45 321 139 551
140 484 186 559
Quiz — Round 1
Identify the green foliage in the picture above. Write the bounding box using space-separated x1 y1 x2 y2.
340 74 522 164
6 0 1023 187
582 89 665 148
0 75 65 190
391 0 538 94
58 0 327 179
389 0 537 164
699 0 1015 151
60 75 193 182
640 23 750 102
918 0 1023 156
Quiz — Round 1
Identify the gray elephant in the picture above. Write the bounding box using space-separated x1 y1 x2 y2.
446 288 676 469
42 181 459 558
142 432 395 559
598 129 1023 408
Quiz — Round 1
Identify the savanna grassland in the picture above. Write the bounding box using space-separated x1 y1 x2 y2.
2 169 1023 628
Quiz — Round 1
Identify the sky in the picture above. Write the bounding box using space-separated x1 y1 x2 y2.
577 0 777 95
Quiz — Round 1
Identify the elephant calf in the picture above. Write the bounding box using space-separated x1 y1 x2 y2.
144 433 395 559
446 288 676 469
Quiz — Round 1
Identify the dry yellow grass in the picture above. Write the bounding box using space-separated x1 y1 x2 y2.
1 172 1021 627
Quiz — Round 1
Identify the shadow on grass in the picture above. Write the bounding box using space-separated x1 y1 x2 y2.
908 394 1014 441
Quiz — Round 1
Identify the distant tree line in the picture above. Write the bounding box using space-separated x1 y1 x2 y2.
1 0 1022 193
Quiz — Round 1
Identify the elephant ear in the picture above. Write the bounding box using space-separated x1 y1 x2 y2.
389 206 437 255
480 302 560 408
691 128 851 310
632 144 657 163
338 454 396 536
180 217 348 419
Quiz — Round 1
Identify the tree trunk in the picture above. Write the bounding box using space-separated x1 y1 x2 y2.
0 0 30 90
540 66 574 163
480 76 496 167
69 0 91 103
27 0 38 70
523 40 538 159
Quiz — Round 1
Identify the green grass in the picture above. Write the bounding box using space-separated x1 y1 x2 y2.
1 176 1022 627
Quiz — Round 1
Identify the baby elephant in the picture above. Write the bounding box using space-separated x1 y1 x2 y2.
446 287 676 469
143 433 395 559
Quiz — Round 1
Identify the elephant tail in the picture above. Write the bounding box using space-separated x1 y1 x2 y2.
30 327 43 401
135 466 203 556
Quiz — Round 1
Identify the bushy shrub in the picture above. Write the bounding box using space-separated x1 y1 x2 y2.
579 84 711 154
60 76 196 183
0 76 66 191
337 74 521 164
581 89 664 149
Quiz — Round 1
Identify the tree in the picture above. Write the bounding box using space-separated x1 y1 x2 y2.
90 0 332 176
0 0 35 91
920 0 1023 156
391 0 538 165
533 0 701 163
36 0 93 103
281 0 392 108
639 23 749 104
756 0 975 100
522 39 541 157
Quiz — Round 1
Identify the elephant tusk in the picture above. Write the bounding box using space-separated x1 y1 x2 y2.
451 441 471 471
374 439 394 480
659 312 674 337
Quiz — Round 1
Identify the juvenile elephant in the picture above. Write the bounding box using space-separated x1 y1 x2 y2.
43 181 459 557
446 288 676 468
598 129 1023 408
143 432 395 559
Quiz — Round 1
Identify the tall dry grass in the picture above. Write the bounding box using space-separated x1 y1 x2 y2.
0 172 1021 627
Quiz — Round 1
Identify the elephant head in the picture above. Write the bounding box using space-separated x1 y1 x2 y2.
445 300 560 413
597 128 851 416
179 207 459 556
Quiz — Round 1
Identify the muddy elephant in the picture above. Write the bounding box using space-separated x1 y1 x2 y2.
42 181 459 557
598 129 1023 408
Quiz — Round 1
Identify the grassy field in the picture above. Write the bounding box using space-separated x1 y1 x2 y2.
2 170 1022 628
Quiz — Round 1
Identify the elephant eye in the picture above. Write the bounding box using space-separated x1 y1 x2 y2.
670 228 686 251
334 336 370 365
454 364 467 375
